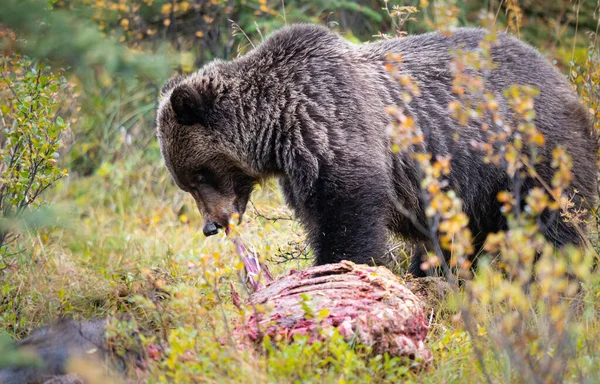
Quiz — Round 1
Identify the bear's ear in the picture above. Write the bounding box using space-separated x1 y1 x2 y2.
170 83 214 126
160 75 185 97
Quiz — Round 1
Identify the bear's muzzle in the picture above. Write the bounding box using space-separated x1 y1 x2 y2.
202 221 222 236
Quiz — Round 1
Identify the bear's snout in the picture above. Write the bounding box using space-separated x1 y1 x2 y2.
203 221 222 237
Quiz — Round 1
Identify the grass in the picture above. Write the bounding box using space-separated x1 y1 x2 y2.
2 152 599 383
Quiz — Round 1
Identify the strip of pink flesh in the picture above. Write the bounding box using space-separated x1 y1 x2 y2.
230 236 268 292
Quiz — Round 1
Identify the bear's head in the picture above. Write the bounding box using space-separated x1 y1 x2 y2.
156 72 258 237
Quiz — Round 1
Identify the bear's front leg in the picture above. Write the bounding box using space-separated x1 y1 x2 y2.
303 172 392 266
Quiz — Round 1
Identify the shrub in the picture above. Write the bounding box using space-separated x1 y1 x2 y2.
0 54 69 260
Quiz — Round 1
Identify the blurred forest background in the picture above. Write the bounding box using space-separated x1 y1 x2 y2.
2 0 598 177
1 0 600 382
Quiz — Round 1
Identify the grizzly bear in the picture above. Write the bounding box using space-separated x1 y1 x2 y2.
156 24 597 277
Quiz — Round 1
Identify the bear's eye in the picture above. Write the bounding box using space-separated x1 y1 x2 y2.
192 168 217 188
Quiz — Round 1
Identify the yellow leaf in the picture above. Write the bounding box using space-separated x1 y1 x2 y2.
161 3 172 14
317 308 330 321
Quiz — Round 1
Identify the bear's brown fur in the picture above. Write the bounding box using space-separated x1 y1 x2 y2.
156 24 597 276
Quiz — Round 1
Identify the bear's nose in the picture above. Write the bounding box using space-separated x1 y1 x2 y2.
203 221 222 237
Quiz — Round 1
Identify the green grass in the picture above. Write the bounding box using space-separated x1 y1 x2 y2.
2 156 599 383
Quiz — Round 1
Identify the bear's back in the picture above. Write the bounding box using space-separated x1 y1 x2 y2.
357 28 596 230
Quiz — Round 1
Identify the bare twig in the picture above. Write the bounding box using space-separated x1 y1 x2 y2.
249 200 293 222
253 22 264 41
281 0 287 25
268 241 312 264
229 20 255 49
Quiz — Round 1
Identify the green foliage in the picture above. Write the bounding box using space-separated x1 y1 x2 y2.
69 77 161 175
0 55 68 257
0 0 172 81
1 0 600 383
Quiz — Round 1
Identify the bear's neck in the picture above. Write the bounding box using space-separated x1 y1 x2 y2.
230 67 313 179
228 39 374 195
